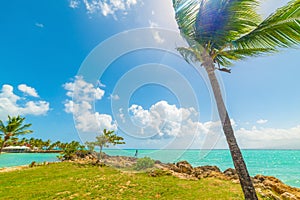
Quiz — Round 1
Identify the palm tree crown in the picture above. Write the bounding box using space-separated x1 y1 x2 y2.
174 0 300 67
0 115 33 153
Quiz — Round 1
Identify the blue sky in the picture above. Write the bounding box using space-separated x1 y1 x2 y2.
0 0 299 149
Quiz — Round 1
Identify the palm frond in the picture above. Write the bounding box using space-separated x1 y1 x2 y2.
173 0 200 40
177 47 199 64
195 0 260 48
215 47 277 66
234 0 300 49
173 0 261 49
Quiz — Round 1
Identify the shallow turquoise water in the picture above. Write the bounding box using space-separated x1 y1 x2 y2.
0 153 59 168
0 150 299 188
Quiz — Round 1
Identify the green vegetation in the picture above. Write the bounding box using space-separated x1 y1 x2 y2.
87 129 125 160
0 115 33 154
0 162 247 199
135 157 155 170
58 141 86 160
173 0 300 199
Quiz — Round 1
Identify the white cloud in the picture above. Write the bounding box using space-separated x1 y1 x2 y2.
153 31 165 44
69 0 80 8
0 84 49 120
35 23 44 28
82 0 141 18
63 76 117 133
128 101 208 138
119 108 125 123
257 119 268 124
149 20 165 44
127 100 300 149
18 84 39 97
110 94 120 100
236 125 300 149
149 20 158 28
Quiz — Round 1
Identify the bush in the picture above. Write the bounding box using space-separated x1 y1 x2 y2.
135 157 155 170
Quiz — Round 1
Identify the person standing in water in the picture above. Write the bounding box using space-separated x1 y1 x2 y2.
134 149 138 157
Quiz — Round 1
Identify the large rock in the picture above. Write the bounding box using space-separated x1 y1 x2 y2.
254 175 300 199
223 168 239 180
192 165 222 179
176 161 193 174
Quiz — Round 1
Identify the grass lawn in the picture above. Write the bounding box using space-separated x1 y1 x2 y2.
0 162 251 199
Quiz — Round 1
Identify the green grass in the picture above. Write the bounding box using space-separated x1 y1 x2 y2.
0 162 247 199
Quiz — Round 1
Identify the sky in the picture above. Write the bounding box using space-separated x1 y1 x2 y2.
0 0 299 150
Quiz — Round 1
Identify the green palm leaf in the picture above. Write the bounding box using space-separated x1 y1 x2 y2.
215 47 276 66
173 0 261 49
234 0 300 49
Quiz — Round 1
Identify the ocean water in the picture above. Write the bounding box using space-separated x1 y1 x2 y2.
0 150 299 188
0 153 59 168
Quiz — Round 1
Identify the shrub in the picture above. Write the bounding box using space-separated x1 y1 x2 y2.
135 157 155 170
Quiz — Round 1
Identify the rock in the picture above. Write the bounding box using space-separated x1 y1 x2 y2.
199 165 221 173
176 161 193 175
254 175 300 199
223 168 239 180
155 160 162 164
281 192 298 200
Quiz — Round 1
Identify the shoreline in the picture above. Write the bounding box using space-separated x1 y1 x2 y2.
1 150 62 153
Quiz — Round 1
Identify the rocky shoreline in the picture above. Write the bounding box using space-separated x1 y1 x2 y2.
71 153 300 200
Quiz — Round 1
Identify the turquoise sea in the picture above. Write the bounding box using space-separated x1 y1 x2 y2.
0 153 60 168
0 150 299 188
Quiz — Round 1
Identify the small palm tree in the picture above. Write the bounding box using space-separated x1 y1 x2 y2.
172 0 300 199
93 129 125 160
0 116 33 154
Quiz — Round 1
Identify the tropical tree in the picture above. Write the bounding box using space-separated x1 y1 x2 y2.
85 141 95 153
172 0 300 199
49 141 62 150
93 129 125 160
0 115 33 154
59 141 85 160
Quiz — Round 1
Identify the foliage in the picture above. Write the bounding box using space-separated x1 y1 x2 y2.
0 162 248 199
173 0 300 67
91 129 125 160
0 115 33 154
85 141 95 152
134 157 155 170
59 141 85 160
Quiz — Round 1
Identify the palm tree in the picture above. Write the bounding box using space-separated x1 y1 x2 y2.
0 116 33 154
172 0 300 199
93 129 125 160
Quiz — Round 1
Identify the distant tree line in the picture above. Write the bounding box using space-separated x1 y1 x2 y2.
0 116 125 161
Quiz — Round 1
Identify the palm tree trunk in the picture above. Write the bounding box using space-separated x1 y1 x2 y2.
202 57 258 200
99 146 103 161
0 140 6 154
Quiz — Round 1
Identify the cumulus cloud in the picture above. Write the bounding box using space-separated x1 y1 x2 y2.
256 119 268 124
128 101 212 138
0 84 49 120
63 76 117 133
127 100 299 149
82 0 141 18
69 0 80 8
18 84 39 97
